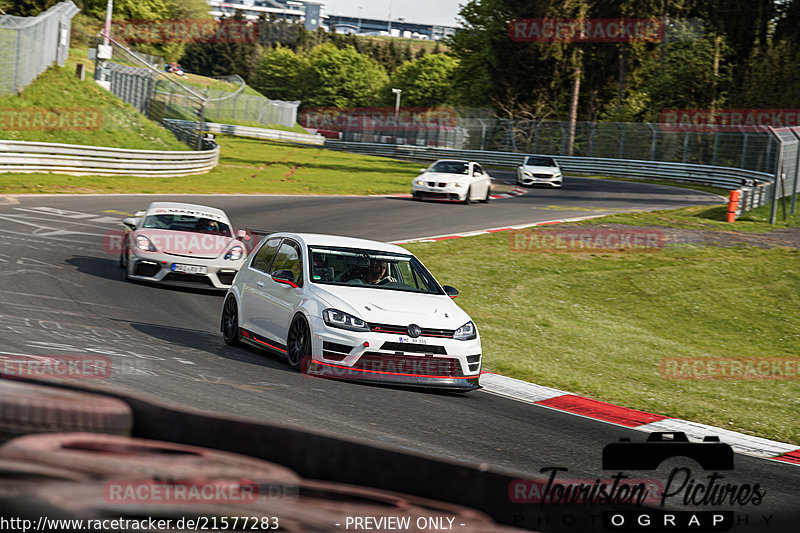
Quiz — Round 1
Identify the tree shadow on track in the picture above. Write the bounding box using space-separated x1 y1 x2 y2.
120 320 298 375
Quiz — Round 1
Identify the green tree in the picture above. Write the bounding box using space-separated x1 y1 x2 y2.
303 43 389 108
3 0 58 16
250 44 309 101
389 54 459 107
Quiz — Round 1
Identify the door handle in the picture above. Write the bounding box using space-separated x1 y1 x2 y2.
256 280 264 287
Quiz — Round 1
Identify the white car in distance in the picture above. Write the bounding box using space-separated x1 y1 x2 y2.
221 233 482 391
120 202 249 290
411 159 492 204
516 155 563 188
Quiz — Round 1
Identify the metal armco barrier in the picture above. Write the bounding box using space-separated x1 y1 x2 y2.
324 140 774 216
164 119 324 145
0 139 219 177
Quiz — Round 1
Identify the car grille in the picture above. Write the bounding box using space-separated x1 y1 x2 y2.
163 273 214 286
217 271 237 285
354 353 463 377
322 341 353 361
379 342 447 355
533 173 556 179
369 323 455 338
133 261 160 277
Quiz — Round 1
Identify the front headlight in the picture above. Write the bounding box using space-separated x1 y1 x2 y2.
554 172 562 178
323 309 370 332
414 179 424 185
524 170 533 177
224 245 243 260
454 321 477 341
135 235 157 252
452 182 464 188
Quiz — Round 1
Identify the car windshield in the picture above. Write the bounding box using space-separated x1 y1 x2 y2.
525 156 557 167
429 161 470 174
141 214 232 237
308 246 444 295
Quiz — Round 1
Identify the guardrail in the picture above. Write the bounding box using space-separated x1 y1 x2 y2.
0 139 219 177
324 140 776 215
164 119 324 145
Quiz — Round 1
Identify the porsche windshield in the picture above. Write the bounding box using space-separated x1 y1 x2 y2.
309 246 444 295
141 214 232 237
429 161 470 174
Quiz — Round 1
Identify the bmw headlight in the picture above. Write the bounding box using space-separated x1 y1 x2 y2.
414 179 424 185
454 321 477 341
452 182 464 188
323 309 370 332
135 235 157 252
225 245 243 260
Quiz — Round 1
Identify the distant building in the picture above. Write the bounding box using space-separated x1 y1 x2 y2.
206 0 323 30
205 1 456 39
324 14 455 40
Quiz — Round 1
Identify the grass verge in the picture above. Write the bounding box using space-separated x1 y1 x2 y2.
404 212 800 445
0 135 420 195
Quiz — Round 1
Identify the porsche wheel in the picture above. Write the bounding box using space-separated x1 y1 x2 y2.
221 295 241 346
286 315 311 371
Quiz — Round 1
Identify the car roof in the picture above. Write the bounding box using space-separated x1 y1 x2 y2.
144 202 230 222
273 233 412 255
432 159 472 165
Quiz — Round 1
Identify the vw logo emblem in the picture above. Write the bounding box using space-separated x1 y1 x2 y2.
407 324 421 338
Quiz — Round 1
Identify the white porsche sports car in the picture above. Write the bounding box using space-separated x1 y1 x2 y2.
411 159 492 204
120 202 249 290
220 233 482 391
516 155 563 187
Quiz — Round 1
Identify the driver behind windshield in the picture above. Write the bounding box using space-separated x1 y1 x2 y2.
362 260 395 284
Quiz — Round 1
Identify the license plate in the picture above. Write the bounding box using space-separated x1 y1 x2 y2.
397 336 427 344
171 263 207 275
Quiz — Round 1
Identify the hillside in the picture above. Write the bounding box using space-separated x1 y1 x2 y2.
0 65 186 151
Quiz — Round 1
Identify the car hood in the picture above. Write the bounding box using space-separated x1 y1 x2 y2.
419 172 472 183
134 229 241 260
308 283 472 329
521 165 560 174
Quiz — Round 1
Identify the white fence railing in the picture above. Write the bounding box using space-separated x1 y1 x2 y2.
163 119 323 145
0 139 219 177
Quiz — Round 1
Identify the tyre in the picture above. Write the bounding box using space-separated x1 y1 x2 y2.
0 433 300 483
286 315 311 371
0 381 132 441
482 186 491 203
221 295 242 346
463 187 472 205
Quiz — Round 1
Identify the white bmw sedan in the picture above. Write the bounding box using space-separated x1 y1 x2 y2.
120 202 249 290
220 233 482 391
516 155 563 187
411 159 492 204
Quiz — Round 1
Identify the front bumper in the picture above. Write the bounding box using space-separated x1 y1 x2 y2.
411 183 467 202
306 317 482 391
127 252 243 289
518 172 562 187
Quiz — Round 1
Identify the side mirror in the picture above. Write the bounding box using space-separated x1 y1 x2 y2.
122 217 138 230
442 285 459 299
271 269 298 288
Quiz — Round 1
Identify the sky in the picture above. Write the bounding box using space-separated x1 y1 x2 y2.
322 1 465 27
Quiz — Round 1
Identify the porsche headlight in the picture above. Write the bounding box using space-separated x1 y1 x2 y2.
454 321 477 341
135 235 157 252
225 245 243 260
323 309 370 332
